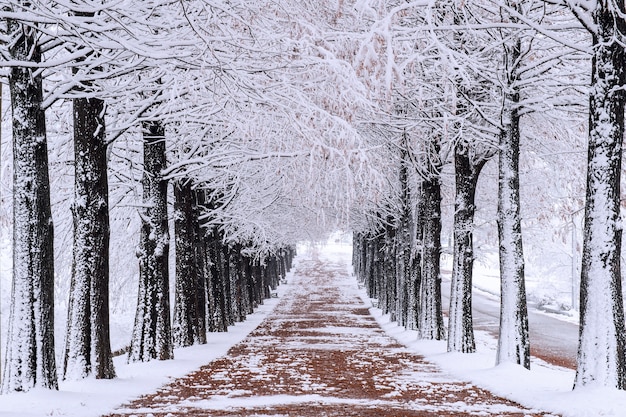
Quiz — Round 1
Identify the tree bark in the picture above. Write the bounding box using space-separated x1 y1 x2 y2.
383 216 396 320
64 94 115 380
418 176 445 340
2 13 58 392
362 234 375 299
172 180 207 347
448 146 487 353
206 226 228 332
231 245 248 322
129 120 173 362
575 1 626 389
407 185 424 331
395 157 412 327
496 28 530 368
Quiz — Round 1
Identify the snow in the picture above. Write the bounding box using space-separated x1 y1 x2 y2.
0 269 291 417
1 237 626 416
322 238 626 417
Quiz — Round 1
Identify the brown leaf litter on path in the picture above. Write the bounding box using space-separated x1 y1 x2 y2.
105 257 558 417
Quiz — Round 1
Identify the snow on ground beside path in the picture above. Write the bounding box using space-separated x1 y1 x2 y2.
0 263 296 417
1 236 625 416
317 238 626 417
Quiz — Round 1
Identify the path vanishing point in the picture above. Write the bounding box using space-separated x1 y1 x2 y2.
105 250 556 417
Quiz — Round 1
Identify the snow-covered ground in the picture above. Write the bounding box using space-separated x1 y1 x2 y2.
0 251 295 417
320 239 626 417
0 237 624 416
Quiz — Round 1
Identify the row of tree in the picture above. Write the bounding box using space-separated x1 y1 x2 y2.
2 0 626 396
1 0 312 393
348 0 625 392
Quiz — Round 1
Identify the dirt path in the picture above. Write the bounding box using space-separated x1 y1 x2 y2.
105 257 556 417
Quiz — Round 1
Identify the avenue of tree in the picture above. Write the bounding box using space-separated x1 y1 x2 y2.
0 0 625 394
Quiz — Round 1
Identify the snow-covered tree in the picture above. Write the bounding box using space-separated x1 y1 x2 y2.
128 119 173 362
564 0 626 389
62 5 116 382
64 83 115 380
444 0 497 355
2 3 57 392
172 179 206 347
494 0 531 370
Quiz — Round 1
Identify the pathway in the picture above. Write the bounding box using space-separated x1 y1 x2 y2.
105 254 555 416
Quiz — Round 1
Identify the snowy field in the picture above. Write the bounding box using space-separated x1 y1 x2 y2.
0 238 624 416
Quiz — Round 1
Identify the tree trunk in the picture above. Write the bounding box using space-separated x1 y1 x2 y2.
496 30 530 368
360 234 375 300
447 147 486 353
418 176 445 340
194 190 225 333
64 94 115 380
207 226 228 332
575 1 626 389
395 157 412 327
231 245 248 322
172 180 207 347
407 185 424 331
129 120 173 362
383 216 397 320
222 243 235 326
2 14 58 392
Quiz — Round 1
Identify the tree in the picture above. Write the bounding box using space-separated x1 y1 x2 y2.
494 1 531 370
395 152 413 328
128 119 173 362
448 139 490 353
172 179 207 347
62 6 116 381
2 5 57 392
418 152 446 340
568 0 626 389
64 90 115 379
444 0 496 354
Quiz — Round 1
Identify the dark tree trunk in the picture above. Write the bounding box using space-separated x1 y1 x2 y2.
231 246 248 322
395 156 412 328
353 233 362 281
418 176 445 340
243 255 256 313
285 246 295 272
407 184 424 331
62 6 114 382
173 180 207 347
383 216 397 320
374 231 385 307
447 148 487 353
129 120 173 362
268 255 280 291
575 1 626 389
194 190 224 333
64 94 115 380
261 262 271 299
2 13 58 393
496 28 530 368
366 234 378 300
207 227 228 332
219 244 233 326
252 261 264 305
